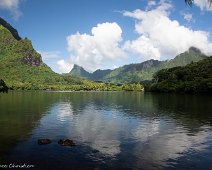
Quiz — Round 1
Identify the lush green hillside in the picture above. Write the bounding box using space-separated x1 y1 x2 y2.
148 57 212 93
160 47 207 68
0 17 144 91
103 59 161 83
70 47 207 83
0 21 84 90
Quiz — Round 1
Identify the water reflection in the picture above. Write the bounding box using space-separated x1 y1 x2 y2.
70 105 121 156
0 91 60 158
56 103 74 122
1 92 212 169
133 122 211 169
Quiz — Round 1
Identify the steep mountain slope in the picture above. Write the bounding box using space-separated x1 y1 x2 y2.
160 47 207 68
70 47 207 83
70 64 91 78
103 59 161 83
0 17 82 90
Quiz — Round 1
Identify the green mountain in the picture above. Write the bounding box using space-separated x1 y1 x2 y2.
70 64 112 81
149 56 212 93
70 47 207 83
70 64 91 78
91 69 112 81
0 17 83 90
160 47 207 68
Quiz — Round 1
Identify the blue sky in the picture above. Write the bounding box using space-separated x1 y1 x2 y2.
0 0 212 73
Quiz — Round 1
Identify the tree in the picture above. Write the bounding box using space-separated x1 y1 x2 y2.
185 0 212 6
0 79 8 93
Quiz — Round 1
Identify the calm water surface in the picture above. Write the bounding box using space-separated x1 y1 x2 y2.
0 91 212 170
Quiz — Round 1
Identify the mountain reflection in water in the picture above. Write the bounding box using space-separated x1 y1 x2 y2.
0 91 212 170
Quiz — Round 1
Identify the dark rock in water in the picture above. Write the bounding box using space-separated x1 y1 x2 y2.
38 139 51 145
92 149 100 153
58 139 76 147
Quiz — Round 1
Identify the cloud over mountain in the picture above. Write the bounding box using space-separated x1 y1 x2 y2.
123 1 212 61
57 0 212 73
57 22 125 72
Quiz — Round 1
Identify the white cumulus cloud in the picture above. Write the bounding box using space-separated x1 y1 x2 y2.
57 60 72 73
55 1 212 73
60 22 125 73
123 1 212 61
0 0 23 19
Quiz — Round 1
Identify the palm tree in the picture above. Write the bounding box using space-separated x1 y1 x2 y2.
185 0 212 6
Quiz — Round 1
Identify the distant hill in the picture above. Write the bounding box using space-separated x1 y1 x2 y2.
70 47 207 83
149 56 212 93
0 17 83 90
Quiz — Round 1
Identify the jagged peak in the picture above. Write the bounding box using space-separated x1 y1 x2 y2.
141 59 160 64
70 64 90 74
71 64 88 72
73 64 83 68
188 47 202 54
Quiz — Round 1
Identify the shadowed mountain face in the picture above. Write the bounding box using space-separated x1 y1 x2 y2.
70 47 207 83
0 17 21 41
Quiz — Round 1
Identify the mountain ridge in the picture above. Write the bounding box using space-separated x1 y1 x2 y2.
70 47 207 83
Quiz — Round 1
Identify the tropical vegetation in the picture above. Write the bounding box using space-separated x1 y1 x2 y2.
148 57 212 93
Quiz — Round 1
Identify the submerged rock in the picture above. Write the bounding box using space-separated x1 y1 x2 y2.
58 139 76 147
38 139 51 145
